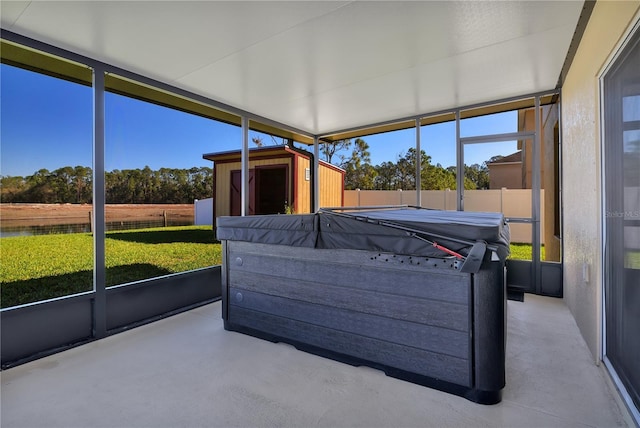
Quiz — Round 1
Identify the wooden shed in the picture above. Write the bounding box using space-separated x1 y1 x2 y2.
203 146 344 220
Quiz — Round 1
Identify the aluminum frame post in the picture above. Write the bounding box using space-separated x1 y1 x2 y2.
460 131 536 145
456 111 464 211
241 117 250 216
415 118 422 207
532 96 542 293
92 67 106 338
313 136 320 212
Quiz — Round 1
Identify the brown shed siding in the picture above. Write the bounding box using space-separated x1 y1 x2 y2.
207 147 345 220
215 158 293 218
295 156 311 213
319 162 345 208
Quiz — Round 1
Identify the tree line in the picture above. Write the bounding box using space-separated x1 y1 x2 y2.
2 138 495 204
321 138 490 191
0 166 213 204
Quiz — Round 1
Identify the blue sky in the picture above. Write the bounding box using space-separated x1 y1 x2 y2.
1 64 518 178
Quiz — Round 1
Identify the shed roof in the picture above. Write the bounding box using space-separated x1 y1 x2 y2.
203 145 344 172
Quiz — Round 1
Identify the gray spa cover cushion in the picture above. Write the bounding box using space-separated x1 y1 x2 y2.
316 209 510 261
216 208 510 261
216 214 318 248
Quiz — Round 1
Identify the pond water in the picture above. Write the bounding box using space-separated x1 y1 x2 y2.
0 219 193 238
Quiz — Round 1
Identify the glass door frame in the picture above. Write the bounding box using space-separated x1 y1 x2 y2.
455 97 551 295
600 17 640 423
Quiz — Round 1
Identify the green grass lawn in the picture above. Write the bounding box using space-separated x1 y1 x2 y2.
508 243 544 261
0 226 221 308
1 227 547 308
626 251 640 269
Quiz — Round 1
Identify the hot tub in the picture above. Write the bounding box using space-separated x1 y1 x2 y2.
217 207 509 404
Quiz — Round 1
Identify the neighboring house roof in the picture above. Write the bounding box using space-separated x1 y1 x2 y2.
487 151 522 165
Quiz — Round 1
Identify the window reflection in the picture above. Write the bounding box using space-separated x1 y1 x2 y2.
623 94 640 122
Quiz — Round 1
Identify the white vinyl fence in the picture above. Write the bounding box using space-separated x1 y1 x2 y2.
194 198 214 225
343 189 543 244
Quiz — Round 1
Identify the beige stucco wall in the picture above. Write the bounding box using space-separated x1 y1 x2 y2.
521 109 537 190
561 1 640 361
542 105 562 262
488 163 523 189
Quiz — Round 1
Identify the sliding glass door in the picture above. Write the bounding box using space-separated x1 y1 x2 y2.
603 25 640 412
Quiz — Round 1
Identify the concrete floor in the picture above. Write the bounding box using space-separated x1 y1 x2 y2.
0 295 632 428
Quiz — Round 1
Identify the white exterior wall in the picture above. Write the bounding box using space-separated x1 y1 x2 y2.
561 1 640 360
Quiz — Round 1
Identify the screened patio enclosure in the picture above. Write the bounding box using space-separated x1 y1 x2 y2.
1 1 639 424
0 0 579 299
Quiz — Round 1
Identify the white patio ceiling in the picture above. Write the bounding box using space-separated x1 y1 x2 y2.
1 1 584 137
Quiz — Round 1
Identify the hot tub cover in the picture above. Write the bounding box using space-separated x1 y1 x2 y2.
216 207 510 262
216 213 317 248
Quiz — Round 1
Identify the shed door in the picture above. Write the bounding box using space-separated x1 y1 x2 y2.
230 170 254 216
255 166 288 215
